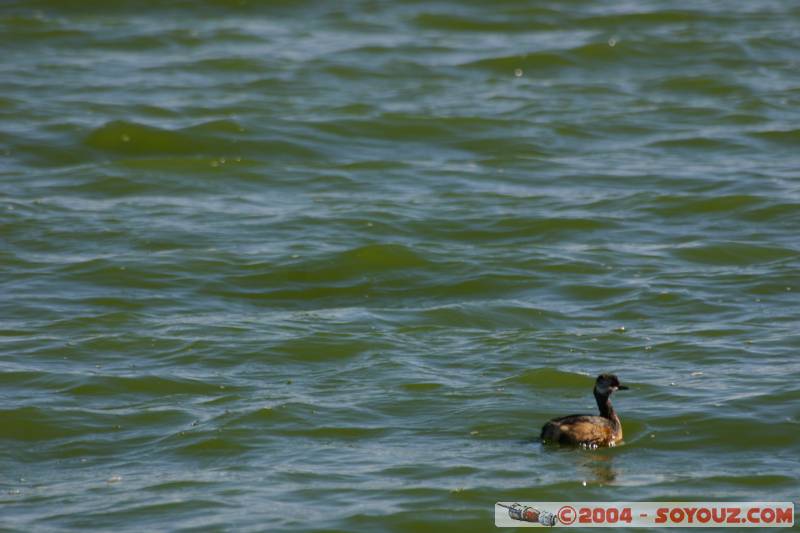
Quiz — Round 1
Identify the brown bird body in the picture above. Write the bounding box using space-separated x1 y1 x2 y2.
540 374 628 448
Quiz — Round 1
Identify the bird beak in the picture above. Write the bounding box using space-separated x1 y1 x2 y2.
617 385 629 390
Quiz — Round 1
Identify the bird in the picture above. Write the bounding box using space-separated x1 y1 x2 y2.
540 373 629 448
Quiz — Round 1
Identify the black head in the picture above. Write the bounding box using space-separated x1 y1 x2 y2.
594 373 628 396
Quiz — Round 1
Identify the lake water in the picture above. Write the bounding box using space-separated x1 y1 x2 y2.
1 1 799 531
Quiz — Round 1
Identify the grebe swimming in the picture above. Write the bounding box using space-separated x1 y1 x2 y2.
540 374 628 448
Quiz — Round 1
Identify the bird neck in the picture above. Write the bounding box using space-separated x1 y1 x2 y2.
594 390 618 423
